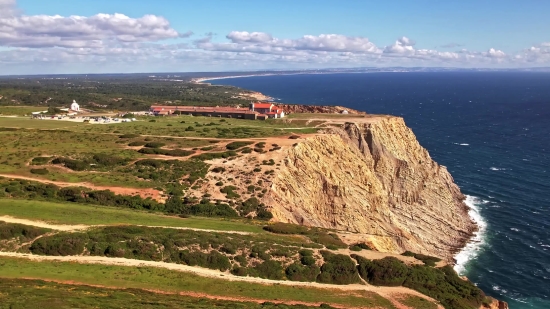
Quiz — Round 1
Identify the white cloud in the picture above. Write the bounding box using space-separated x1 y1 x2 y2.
227 31 274 43
0 2 183 49
1 1 550 73
384 36 416 54
486 48 506 58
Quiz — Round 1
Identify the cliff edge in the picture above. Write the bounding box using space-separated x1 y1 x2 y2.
264 116 476 261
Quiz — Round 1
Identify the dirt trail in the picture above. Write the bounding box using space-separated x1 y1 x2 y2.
0 251 442 309
0 216 89 231
0 173 163 202
0 215 252 235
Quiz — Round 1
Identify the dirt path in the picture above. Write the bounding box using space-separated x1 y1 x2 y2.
0 173 163 202
0 251 441 309
0 216 89 231
0 215 252 235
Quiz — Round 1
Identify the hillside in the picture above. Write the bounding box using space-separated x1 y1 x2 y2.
0 112 507 309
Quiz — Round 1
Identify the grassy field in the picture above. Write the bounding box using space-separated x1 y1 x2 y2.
0 278 331 309
0 257 396 309
0 115 317 189
0 117 85 129
0 106 48 116
0 199 264 233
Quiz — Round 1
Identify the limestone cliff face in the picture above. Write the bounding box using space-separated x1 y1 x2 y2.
264 116 476 261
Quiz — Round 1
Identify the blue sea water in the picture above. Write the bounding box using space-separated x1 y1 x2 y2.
210 72 550 309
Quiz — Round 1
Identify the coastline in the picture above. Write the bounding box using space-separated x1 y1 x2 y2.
454 195 488 275
196 72 484 273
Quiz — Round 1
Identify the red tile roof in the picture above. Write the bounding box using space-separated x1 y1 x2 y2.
253 103 274 109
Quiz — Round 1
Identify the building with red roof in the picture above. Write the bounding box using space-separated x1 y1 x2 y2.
149 102 284 120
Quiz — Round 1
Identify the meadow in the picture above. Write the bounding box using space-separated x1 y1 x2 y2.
0 257 395 309
0 199 264 233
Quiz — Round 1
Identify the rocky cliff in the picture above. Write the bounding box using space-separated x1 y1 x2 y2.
263 116 476 261
277 104 366 114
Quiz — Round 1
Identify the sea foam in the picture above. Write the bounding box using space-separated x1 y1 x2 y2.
454 195 489 275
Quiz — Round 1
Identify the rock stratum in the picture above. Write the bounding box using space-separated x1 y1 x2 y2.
263 116 476 262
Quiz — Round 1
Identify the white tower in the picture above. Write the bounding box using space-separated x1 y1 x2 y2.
70 100 80 111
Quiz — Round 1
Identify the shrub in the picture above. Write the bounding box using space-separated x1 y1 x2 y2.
301 255 316 266
193 151 237 161
317 253 361 285
289 135 300 139
30 168 49 175
128 141 146 146
149 119 156 122
355 256 409 286
138 148 194 157
286 262 320 282
226 141 254 150
254 260 284 280
401 251 442 267
29 233 88 256
30 157 50 165
144 142 165 148
263 223 309 235
0 222 48 241
403 265 485 309
211 167 226 173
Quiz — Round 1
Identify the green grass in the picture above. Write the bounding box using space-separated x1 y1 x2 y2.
0 117 85 129
0 199 263 233
398 295 438 309
0 278 331 309
0 106 48 116
0 257 395 309
68 115 318 138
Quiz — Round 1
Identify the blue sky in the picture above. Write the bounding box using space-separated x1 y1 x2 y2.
2 0 550 74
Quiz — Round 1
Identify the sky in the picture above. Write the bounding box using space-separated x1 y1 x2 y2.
1 0 549 74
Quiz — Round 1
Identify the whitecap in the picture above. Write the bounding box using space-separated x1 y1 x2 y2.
490 167 501 171
460 143 469 146
454 195 489 275
510 228 520 232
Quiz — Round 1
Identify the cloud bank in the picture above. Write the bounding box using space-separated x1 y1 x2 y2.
0 0 549 74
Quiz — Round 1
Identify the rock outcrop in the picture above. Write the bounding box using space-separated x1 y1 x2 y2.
264 116 476 261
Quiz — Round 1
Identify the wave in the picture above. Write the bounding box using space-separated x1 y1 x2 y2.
454 195 489 275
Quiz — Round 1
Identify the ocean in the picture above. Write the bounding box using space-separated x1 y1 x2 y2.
210 72 550 309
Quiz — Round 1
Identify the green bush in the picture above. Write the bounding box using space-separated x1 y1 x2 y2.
144 142 166 148
0 222 48 241
30 157 50 165
128 141 146 146
263 223 309 235
401 251 442 267
300 256 316 266
226 141 254 150
138 148 194 157
403 265 484 309
317 252 361 285
285 262 320 282
193 151 237 161
355 256 409 286
30 168 49 175
29 233 88 256
254 260 284 280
